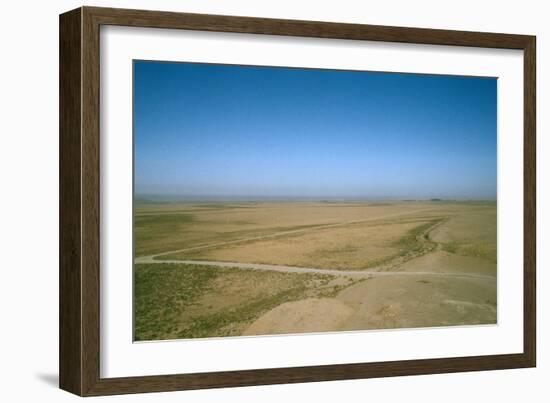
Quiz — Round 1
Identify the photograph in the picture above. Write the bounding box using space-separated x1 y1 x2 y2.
132 60 497 342
53 4 537 397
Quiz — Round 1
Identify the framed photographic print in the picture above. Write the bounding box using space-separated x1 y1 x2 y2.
59 6 536 396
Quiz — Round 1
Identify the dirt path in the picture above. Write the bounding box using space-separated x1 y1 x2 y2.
135 208 494 281
139 207 435 261
134 207 497 337
135 209 485 279
135 257 495 281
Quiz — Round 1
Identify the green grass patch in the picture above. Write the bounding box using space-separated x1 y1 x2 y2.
134 264 361 341
395 219 442 252
442 241 459 254
363 218 444 269
175 286 308 339
442 241 496 263
134 263 217 341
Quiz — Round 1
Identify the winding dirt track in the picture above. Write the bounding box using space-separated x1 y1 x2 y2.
135 257 495 281
141 208 433 261
135 208 495 282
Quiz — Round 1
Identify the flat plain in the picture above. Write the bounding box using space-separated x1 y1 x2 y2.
134 201 497 341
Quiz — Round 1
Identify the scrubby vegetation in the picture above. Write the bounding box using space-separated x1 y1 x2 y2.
134 263 362 340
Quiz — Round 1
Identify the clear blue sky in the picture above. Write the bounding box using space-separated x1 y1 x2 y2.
134 61 496 200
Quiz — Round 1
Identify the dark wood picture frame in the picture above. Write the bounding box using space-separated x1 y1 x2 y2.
59 6 536 396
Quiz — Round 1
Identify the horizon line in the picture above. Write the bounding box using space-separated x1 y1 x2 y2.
134 194 497 202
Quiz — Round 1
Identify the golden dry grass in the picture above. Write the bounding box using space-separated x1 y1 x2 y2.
134 201 497 340
135 201 445 256
164 219 429 269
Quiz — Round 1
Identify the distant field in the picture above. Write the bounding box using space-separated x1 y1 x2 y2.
134 201 497 341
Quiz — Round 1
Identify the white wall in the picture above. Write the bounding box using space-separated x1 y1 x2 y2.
0 0 546 401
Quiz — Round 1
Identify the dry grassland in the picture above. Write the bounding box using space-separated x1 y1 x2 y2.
134 201 497 340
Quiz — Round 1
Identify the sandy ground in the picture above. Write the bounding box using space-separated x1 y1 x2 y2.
135 201 497 337
242 260 496 336
397 250 496 277
243 298 355 335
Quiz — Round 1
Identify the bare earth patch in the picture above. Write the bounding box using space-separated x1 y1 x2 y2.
243 298 354 336
134 201 497 340
336 274 496 329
